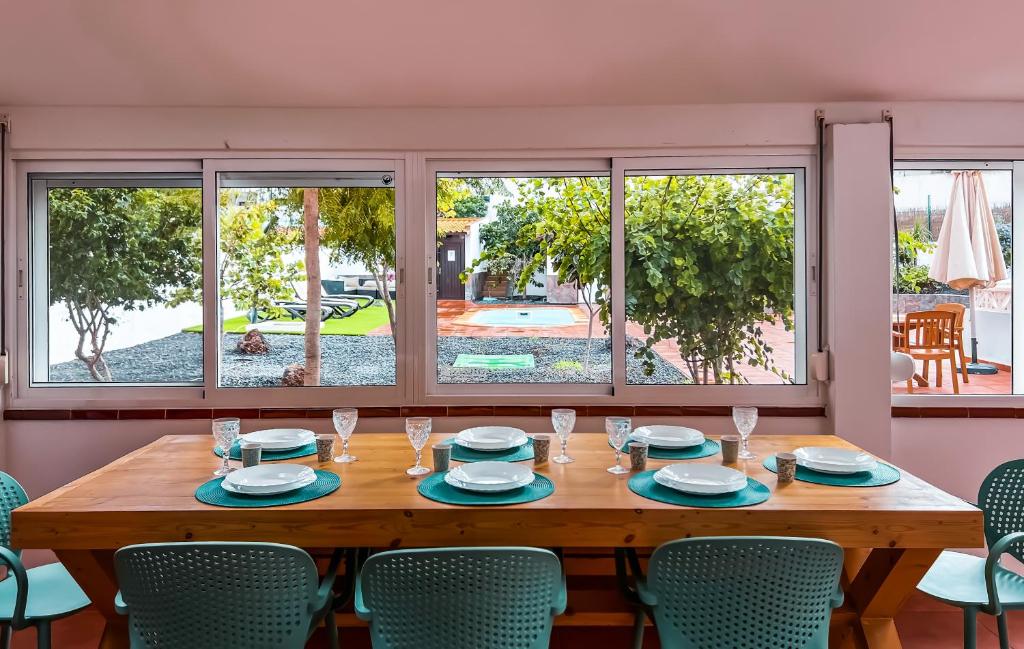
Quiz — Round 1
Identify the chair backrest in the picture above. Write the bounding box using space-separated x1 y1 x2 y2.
903 310 956 351
645 537 843 649
0 472 29 555
934 302 966 329
358 547 564 649
115 542 320 649
979 460 1024 563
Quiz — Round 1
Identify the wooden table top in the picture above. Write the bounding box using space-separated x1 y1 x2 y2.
12 433 982 550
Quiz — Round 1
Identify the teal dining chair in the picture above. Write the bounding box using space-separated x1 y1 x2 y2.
0 471 90 649
114 542 339 649
918 459 1024 649
618 537 844 649
355 547 566 649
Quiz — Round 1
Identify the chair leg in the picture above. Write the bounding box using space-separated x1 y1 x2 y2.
632 610 646 649
326 609 339 649
906 378 914 393
965 607 977 649
922 359 930 382
935 359 943 387
997 612 1010 649
949 352 960 394
35 621 51 649
959 342 970 383
0 623 11 649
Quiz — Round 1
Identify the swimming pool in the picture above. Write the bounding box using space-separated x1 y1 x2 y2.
469 307 576 327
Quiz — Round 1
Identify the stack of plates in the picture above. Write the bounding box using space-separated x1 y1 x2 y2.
221 464 316 495
653 464 747 495
793 447 877 475
453 426 528 451
444 461 535 493
239 428 315 451
630 425 705 449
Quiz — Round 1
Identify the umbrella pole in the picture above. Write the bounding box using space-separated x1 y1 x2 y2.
966 285 998 375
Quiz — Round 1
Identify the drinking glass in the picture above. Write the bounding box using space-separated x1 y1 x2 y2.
551 408 576 464
605 417 632 475
405 417 432 476
332 408 358 463
732 406 759 460
212 417 240 476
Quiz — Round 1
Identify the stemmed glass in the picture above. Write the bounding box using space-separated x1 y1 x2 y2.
551 408 576 464
605 417 632 475
332 408 358 463
732 406 759 460
212 417 240 476
405 417 432 476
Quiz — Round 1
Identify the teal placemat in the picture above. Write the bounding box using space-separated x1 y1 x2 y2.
417 471 553 506
628 471 770 508
613 438 720 460
441 437 534 462
195 470 339 508
214 441 316 461
763 455 900 487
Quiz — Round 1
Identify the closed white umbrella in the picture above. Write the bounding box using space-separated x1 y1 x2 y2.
928 170 1008 373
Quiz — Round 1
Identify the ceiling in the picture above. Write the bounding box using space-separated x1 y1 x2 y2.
3 0 1023 108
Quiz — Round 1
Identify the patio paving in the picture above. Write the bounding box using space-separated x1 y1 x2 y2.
891 359 1012 395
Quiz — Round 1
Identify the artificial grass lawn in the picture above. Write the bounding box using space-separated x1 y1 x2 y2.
183 304 392 336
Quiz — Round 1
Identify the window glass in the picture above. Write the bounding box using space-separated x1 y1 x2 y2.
624 172 801 385
217 172 397 387
892 167 1012 395
31 178 203 384
435 174 611 384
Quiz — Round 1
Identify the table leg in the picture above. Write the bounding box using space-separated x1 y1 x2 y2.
845 548 941 649
54 549 129 649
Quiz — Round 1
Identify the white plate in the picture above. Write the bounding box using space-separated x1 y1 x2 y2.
223 464 316 494
454 426 529 451
444 461 535 493
220 473 317 496
240 428 315 451
793 447 877 475
631 425 705 448
654 464 747 495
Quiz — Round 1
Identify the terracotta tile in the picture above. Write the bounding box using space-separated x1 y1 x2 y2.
678 405 731 416
304 408 334 419
400 406 448 417
446 405 495 417
70 409 118 420
493 405 542 417
211 408 260 419
633 406 684 416
918 407 971 418
117 409 167 420
358 407 402 418
758 406 826 417
165 408 213 420
891 407 921 418
968 407 1018 418
259 408 304 419
588 405 636 417
3 409 71 420
540 405 590 416
895 610 1003 648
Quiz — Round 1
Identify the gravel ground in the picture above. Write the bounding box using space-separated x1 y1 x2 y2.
48 332 685 386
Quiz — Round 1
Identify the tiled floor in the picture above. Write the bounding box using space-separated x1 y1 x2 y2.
890 357 1012 395
12 593 1018 648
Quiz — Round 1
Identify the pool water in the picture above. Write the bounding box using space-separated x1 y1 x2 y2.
469 307 576 327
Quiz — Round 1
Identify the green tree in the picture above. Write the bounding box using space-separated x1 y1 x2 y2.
318 187 398 343
218 191 303 326
625 174 795 383
460 203 541 297
453 194 489 217
47 187 202 381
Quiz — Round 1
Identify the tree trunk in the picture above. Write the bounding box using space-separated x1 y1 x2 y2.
374 264 398 346
302 188 321 386
579 284 595 374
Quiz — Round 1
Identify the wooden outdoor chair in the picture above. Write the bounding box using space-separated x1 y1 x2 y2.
934 302 969 384
896 310 960 394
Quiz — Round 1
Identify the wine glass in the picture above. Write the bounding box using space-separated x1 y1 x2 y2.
212 417 240 476
332 408 358 463
551 408 576 464
605 417 632 475
732 406 759 460
405 417 432 476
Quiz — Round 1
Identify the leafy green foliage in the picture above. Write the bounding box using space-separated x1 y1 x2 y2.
47 187 202 381
453 194 489 217
893 222 944 294
996 221 1012 268
461 203 541 295
624 174 796 383
218 190 303 324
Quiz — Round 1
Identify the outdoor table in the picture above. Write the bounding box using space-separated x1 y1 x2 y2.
12 433 982 649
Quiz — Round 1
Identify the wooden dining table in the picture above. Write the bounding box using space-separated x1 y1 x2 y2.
12 433 981 649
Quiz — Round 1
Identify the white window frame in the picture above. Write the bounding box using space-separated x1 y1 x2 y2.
890 159 1018 406
201 158 409 408
420 154 819 406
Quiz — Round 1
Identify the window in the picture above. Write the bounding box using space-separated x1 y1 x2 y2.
216 171 397 388
433 171 611 386
622 169 806 386
892 163 1013 396
29 174 203 385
